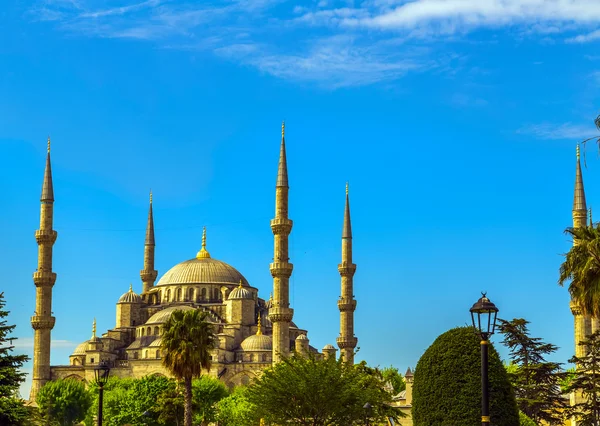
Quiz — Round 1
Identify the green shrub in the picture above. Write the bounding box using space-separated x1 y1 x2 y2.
519 411 536 426
412 326 519 426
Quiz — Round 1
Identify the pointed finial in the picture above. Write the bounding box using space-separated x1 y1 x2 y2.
346 182 349 196
269 292 273 301
257 315 263 335
577 144 581 160
129 283 133 292
92 318 97 338
149 190 153 204
196 226 211 259
239 279 243 289
282 121 285 138
47 136 51 153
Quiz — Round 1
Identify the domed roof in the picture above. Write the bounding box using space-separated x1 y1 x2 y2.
296 334 308 341
156 228 249 287
323 344 336 350
118 284 142 304
146 305 196 325
71 341 88 356
229 282 253 300
241 334 272 351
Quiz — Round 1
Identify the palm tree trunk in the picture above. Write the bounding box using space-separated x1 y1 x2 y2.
184 376 193 426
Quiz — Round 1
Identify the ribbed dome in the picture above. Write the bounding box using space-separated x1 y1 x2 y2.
156 258 249 287
118 285 142 304
241 334 272 351
296 334 308 340
323 344 336 350
229 285 253 300
146 306 195 325
71 341 88 355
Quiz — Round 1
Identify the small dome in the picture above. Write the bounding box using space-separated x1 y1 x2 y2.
241 334 272 351
323 344 336 350
71 341 88 356
229 284 253 300
296 334 308 341
146 305 196 325
118 284 142 304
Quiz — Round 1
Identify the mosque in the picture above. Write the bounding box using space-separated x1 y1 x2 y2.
28 124 360 401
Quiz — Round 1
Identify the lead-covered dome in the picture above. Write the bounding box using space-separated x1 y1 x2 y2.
229 284 253 300
71 341 88 356
241 334 272 351
118 284 142 304
146 305 196 325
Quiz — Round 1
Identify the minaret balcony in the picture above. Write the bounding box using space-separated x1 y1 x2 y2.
337 299 357 312
140 269 158 282
33 271 57 287
269 262 293 278
31 315 56 330
268 306 294 323
35 230 57 244
338 263 357 276
570 299 583 316
270 218 293 235
336 336 358 349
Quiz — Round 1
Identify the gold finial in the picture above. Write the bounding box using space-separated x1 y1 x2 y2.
149 190 153 204
129 283 133 292
257 315 263 335
92 318 96 338
47 136 51 153
196 226 211 259
239 279 243 289
577 144 581 160
282 121 285 138
346 182 349 195
269 292 273 301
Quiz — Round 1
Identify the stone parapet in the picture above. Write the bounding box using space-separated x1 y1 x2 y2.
336 336 358 349
33 271 57 287
270 218 293 235
269 262 293 278
35 229 58 244
337 298 357 312
338 263 356 276
31 315 56 330
268 306 294 323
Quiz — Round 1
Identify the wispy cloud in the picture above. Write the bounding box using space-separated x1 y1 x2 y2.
11 338 77 350
567 29 600 43
517 122 598 140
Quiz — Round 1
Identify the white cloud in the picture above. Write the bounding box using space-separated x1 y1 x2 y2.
567 29 600 43
11 338 77 350
517 122 598 140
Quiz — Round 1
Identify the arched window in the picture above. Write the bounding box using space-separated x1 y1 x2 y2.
154 326 159 335
141 328 145 337
147 327 151 336
177 288 182 301
249 354 254 362
213 288 219 301
133 352 138 360
189 288 194 301
166 289 171 301
156 350 160 359
241 375 250 386
201 288 206 300
262 353 267 362
91 358 95 364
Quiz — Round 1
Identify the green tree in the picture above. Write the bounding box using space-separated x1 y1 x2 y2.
0 292 30 426
520 411 536 426
246 353 401 426
566 331 600 425
36 379 91 426
155 387 184 426
380 366 406 394
161 309 216 426
497 318 566 424
216 386 260 426
192 375 229 426
559 224 600 317
412 326 519 426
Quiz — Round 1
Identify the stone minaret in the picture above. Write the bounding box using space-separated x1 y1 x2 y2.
336 183 357 363
140 191 157 295
268 122 294 363
570 144 592 358
30 137 58 400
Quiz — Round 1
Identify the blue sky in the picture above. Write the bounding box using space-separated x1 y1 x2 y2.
2 0 600 397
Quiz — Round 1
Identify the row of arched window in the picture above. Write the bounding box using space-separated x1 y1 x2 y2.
148 287 223 305
138 326 160 337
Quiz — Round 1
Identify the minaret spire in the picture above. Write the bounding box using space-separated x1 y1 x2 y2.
30 137 58 400
140 191 158 294
337 183 357 363
196 226 211 259
269 121 294 363
573 144 587 228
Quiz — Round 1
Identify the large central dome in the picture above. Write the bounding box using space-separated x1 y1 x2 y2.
156 257 249 287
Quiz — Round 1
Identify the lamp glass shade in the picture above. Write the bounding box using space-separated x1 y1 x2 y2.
469 293 499 337
94 361 111 385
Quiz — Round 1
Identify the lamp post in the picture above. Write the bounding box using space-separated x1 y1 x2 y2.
363 402 372 426
94 361 111 426
470 293 499 426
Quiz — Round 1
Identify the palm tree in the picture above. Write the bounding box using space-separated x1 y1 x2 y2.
559 224 600 317
161 309 216 426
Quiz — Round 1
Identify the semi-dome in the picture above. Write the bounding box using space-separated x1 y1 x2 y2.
146 305 195 325
241 334 272 351
229 282 253 300
71 341 88 356
296 334 308 340
156 228 249 287
118 284 142 304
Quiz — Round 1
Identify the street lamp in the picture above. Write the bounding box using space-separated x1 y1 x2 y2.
363 402 373 426
470 292 499 426
94 361 111 426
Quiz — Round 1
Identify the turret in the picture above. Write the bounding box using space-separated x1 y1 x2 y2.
268 122 294 363
322 344 337 360
140 191 158 295
337 183 357 363
116 284 143 328
30 137 58 400
227 280 255 326
295 334 309 356
405 367 414 405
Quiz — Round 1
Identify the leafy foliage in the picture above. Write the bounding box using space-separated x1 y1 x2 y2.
519 411 536 426
559 224 600 317
0 292 31 425
497 318 566 424
412 326 519 426
246 353 401 426
565 331 600 425
380 366 406 394
192 375 229 426
161 309 216 426
216 386 260 426
37 379 91 426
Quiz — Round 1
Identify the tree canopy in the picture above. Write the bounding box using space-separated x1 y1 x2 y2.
566 331 600 425
0 292 30 426
161 309 216 426
412 326 519 426
216 386 260 426
246 353 401 426
37 379 91 426
380 366 405 394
